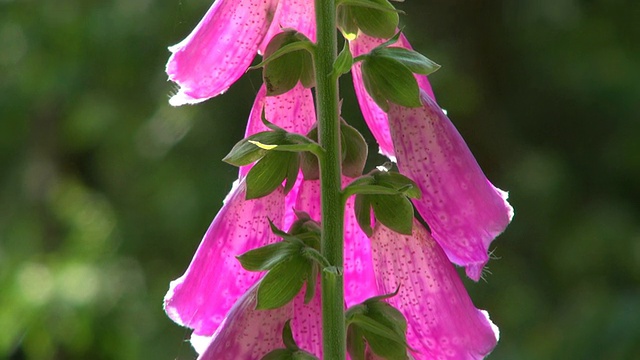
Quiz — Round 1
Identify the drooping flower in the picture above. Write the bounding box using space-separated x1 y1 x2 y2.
165 1 508 358
370 220 499 358
167 0 315 106
350 33 513 281
387 91 514 281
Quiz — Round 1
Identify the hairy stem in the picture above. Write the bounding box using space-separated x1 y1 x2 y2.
314 0 345 358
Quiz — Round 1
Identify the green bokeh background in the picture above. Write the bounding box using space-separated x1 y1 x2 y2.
1 0 639 359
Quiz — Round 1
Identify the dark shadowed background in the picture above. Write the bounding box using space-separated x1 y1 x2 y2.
1 0 639 359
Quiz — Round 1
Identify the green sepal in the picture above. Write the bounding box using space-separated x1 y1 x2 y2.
346 324 367 360
372 171 421 199
370 194 414 235
237 241 298 271
371 46 440 75
341 120 368 178
345 291 410 360
337 5 359 40
300 127 320 180
304 261 318 304
292 352 319 360
246 151 298 199
354 194 373 237
332 40 354 78
262 349 294 360
259 31 316 96
223 131 287 166
282 320 298 349
337 0 399 39
348 169 419 236
361 55 421 111
256 256 308 309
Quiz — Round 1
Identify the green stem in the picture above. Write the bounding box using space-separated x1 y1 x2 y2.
314 0 345 359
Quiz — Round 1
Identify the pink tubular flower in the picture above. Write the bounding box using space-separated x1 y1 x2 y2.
167 0 315 106
387 91 514 281
371 220 499 359
350 33 512 281
165 1 508 358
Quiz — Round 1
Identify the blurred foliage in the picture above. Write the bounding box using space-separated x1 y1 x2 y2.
1 0 638 359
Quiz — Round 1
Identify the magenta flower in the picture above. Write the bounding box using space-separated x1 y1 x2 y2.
387 91 514 281
167 0 315 106
350 33 513 281
165 0 510 358
370 220 499 359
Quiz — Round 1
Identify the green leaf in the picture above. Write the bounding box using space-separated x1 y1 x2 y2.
252 34 314 70
370 194 414 235
346 325 367 360
236 242 299 271
304 263 318 304
282 320 298 350
246 152 291 199
264 51 305 96
361 328 407 360
361 56 421 111
351 0 399 39
292 351 319 360
373 47 440 75
341 120 368 178
283 152 299 195
332 41 354 78
346 184 404 196
300 127 320 180
223 131 286 166
262 349 294 360
350 314 408 359
339 0 404 14
299 50 315 88
373 171 421 199
257 257 309 309
354 195 373 237
337 5 359 40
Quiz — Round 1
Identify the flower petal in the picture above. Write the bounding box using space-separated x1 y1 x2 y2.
197 283 293 359
164 180 285 336
240 83 316 177
198 280 325 359
370 220 499 359
294 179 378 307
259 0 316 54
290 279 324 357
387 91 513 280
167 0 278 106
350 32 435 159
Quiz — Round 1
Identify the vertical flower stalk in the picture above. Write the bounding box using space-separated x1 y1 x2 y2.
313 0 346 358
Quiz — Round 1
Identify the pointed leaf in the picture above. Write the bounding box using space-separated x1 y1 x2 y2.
347 325 367 360
373 171 421 199
332 40 354 77
341 120 368 177
223 131 286 166
351 0 399 39
354 195 373 237
282 320 298 350
370 194 414 235
361 56 421 110
292 352 319 360
237 242 299 271
246 152 290 199
257 257 309 309
262 349 295 360
374 47 441 75
284 153 300 195
337 5 359 40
